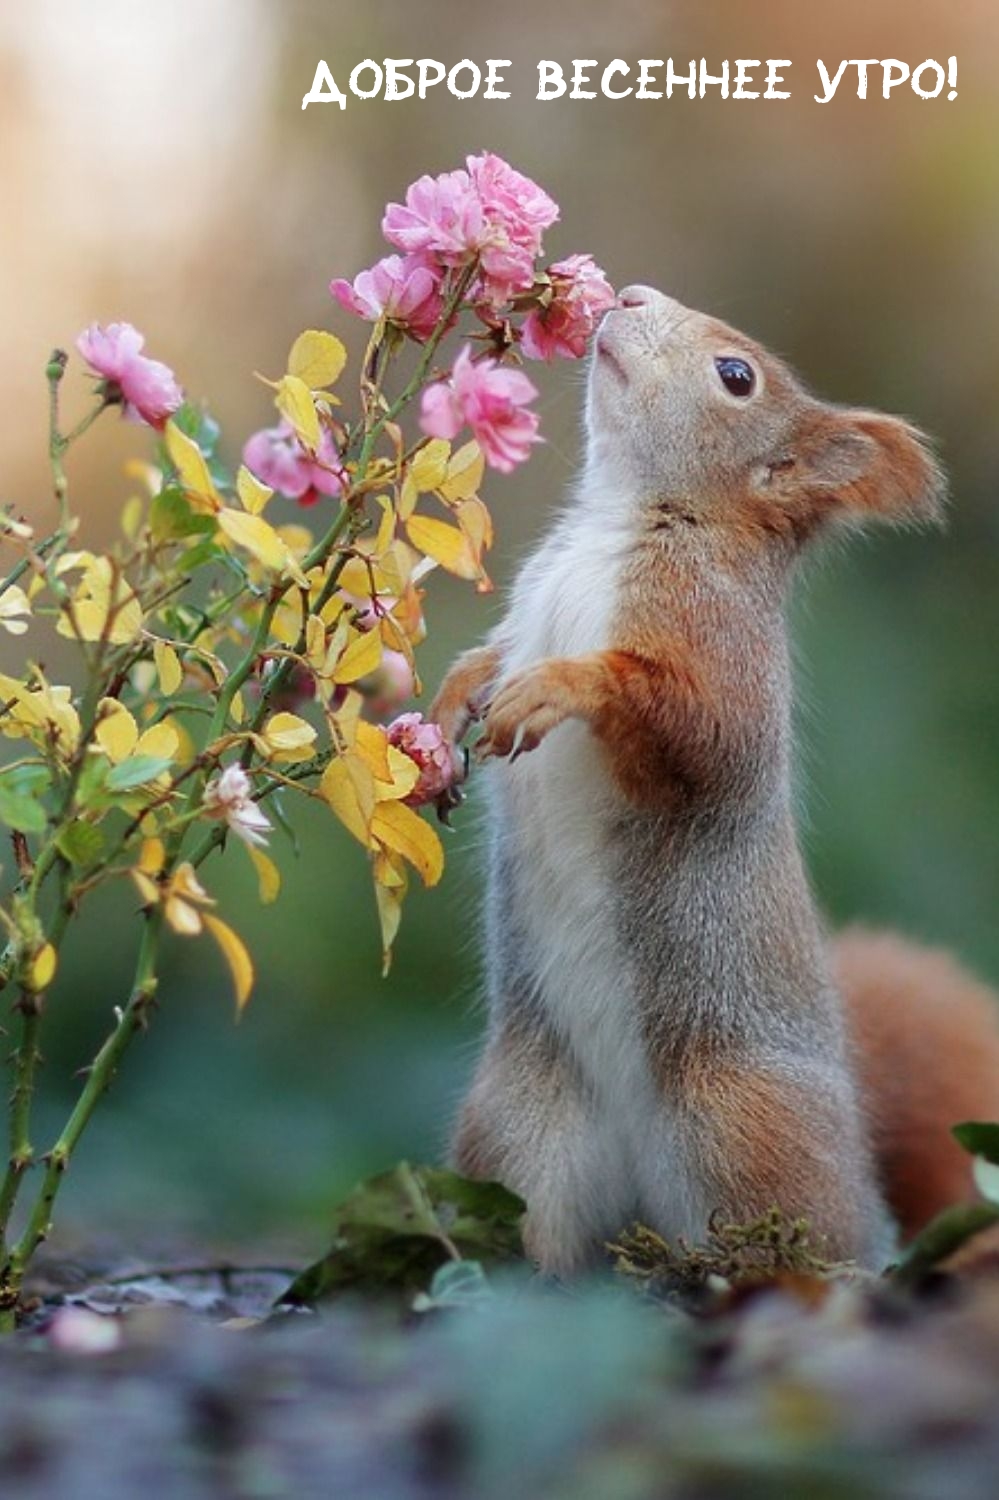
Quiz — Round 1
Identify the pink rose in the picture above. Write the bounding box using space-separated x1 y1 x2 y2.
386 712 461 806
330 253 445 342
521 255 617 362
466 152 558 305
76 322 183 430
420 346 540 473
382 170 485 263
382 155 559 309
242 420 345 508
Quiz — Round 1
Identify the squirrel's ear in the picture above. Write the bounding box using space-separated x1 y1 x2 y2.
786 407 946 526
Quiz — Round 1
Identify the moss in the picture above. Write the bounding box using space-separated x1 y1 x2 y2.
609 1209 856 1303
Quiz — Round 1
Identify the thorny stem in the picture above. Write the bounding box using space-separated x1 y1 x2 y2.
0 997 42 1236
1 911 163 1315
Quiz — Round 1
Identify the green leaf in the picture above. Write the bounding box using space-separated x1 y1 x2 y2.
56 822 106 867
412 1259 494 1313
953 1121 999 1165
0 784 47 835
150 487 217 543
105 756 172 792
278 1163 525 1307
891 1200 999 1290
0 765 49 798
169 402 221 457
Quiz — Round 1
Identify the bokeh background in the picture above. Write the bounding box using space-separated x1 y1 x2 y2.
1 0 996 1254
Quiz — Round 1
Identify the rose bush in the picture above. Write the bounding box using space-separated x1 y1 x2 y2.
0 154 614 1323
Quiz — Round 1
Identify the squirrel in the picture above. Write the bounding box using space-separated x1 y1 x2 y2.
429 285 999 1277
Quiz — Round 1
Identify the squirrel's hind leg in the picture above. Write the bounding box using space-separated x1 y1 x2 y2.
452 1019 632 1278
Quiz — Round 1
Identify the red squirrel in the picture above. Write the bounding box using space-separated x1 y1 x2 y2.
429 285 999 1276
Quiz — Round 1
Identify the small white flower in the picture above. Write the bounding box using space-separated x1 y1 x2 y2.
0 586 32 636
203 764 272 848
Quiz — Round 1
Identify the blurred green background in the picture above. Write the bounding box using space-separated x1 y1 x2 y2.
0 0 996 1252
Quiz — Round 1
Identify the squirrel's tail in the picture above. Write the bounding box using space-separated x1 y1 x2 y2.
833 927 999 1248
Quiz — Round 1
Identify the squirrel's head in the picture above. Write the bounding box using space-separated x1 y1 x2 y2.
586 285 945 541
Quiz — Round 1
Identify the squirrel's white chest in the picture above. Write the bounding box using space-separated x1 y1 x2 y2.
488 515 650 1102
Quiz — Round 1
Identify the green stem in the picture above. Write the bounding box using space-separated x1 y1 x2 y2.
0 997 42 1239
6 911 163 1294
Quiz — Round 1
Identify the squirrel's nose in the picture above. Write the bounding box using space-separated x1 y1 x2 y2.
617 285 686 319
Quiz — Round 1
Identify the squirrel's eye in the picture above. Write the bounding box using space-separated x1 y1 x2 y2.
715 356 756 399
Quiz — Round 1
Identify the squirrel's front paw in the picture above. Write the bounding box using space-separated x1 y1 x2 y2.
478 663 575 761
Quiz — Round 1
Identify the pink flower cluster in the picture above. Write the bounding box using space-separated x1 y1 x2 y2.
242 420 345 508
421 346 539 473
521 255 617 362
76 322 183 430
383 152 559 308
386 712 461 807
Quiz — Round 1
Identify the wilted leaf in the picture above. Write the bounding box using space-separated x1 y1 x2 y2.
278 1163 525 1306
288 330 347 390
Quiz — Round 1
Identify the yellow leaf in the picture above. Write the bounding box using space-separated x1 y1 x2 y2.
153 640 183 695
399 472 419 521
406 513 478 580
231 691 245 726
135 722 179 761
373 495 396 558
262 711 317 763
287 330 347 390
370 800 444 887
246 843 281 904
165 421 220 512
374 883 403 977
217 508 307 585
95 700 139 762
203 914 254 1012
131 868 161 907
409 438 451 494
440 440 485 502
320 753 376 845
29 943 57 992
275 375 320 450
329 690 362 749
354 720 391 782
236 465 273 515
305 614 326 667
374 746 420 803
332 627 383 685
139 837 165 874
